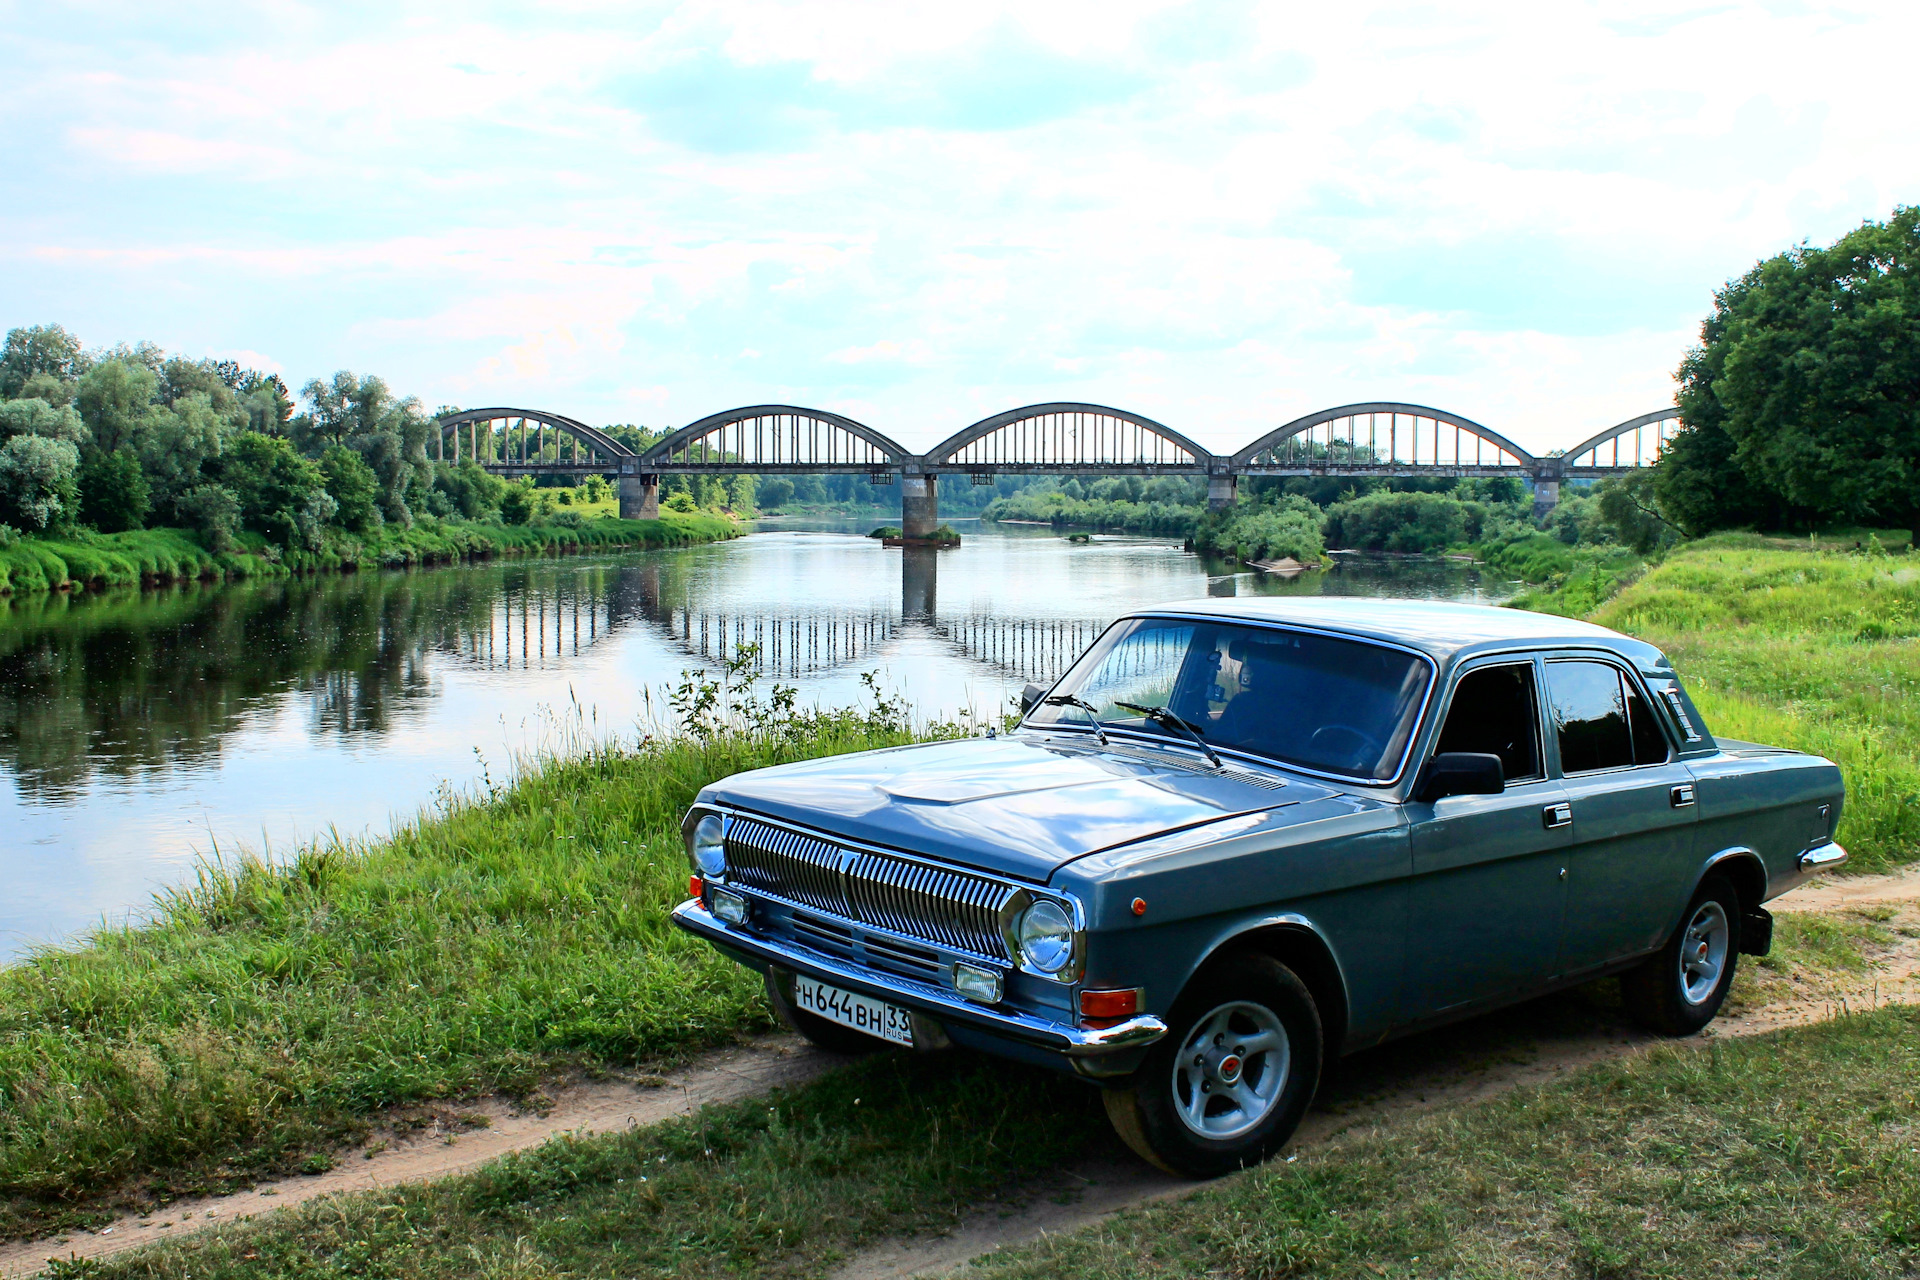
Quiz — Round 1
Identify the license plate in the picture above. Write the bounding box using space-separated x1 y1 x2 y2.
792 975 914 1047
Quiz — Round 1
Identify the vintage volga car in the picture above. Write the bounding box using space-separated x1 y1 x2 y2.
671 599 1848 1175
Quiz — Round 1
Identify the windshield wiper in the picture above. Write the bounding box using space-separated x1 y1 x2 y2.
1114 701 1223 768
1043 694 1110 746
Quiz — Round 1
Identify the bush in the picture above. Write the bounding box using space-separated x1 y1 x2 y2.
1323 490 1508 553
1194 495 1326 562
320 444 383 533
0 434 81 531
78 448 150 532
500 480 536 525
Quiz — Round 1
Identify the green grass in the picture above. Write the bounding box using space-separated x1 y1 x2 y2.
0 513 737 597
25 912 1905 1280
967 1007 1920 1280
0 529 269 595
1588 535 1920 871
0 717 917 1240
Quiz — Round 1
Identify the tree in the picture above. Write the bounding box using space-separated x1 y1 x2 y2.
320 445 382 532
1666 205 1920 541
0 397 88 446
76 359 161 455
138 393 236 520
213 432 334 546
0 325 88 399
78 449 151 532
0 435 81 531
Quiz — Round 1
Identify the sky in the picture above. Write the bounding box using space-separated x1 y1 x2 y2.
2 0 1917 459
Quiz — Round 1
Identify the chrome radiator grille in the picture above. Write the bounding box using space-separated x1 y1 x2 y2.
724 815 1016 961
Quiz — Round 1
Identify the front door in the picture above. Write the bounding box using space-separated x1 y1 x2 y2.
1545 657 1700 974
1405 658 1574 1020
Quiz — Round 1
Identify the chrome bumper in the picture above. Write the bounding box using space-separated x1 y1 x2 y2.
1799 840 1848 872
670 900 1167 1058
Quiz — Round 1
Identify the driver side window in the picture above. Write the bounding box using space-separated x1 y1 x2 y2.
1433 663 1543 783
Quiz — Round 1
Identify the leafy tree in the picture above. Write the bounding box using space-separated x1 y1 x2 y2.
500 479 536 525
664 491 698 513
431 462 507 521
1594 472 1680 555
0 435 81 530
75 359 160 455
213 432 334 547
0 325 89 399
138 393 236 519
1666 205 1920 540
0 397 88 445
176 483 241 550
757 476 795 508
320 444 383 532
159 357 247 428
78 449 151 532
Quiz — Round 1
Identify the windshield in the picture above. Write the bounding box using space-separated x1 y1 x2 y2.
1024 617 1433 781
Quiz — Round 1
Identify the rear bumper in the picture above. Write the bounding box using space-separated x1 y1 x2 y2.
1799 840 1848 872
670 899 1166 1072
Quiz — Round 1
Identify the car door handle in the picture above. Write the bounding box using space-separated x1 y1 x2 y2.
1671 784 1696 808
1542 802 1572 829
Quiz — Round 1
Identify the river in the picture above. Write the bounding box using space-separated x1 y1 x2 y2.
0 518 1517 959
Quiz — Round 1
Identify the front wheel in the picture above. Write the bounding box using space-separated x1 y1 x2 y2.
1621 874 1742 1036
1103 953 1322 1178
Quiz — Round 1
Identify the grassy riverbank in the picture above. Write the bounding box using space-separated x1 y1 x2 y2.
0 709 921 1239
24 915 1904 1279
0 512 736 596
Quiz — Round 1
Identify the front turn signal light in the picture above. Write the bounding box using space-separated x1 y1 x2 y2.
688 874 704 900
1079 987 1143 1021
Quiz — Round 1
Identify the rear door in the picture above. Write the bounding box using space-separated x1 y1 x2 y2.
1546 657 1700 974
1404 656 1574 1019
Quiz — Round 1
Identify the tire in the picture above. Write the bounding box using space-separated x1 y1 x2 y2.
1103 952 1323 1178
763 970 890 1056
1621 874 1742 1036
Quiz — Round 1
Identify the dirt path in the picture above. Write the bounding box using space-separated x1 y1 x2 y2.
8 865 1917 1279
828 867 1920 1280
0 1035 840 1279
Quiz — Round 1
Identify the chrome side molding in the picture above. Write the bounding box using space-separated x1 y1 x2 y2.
1798 841 1848 872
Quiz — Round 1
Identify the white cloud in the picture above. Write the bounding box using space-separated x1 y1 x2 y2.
3 0 1918 452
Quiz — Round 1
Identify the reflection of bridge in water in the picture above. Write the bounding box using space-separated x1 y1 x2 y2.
430 554 1112 686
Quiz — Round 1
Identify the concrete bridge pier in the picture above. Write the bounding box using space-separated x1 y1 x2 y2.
1530 467 1561 519
619 471 659 520
901 475 939 539
1207 473 1238 510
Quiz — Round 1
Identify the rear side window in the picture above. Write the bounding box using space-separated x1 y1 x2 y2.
1433 664 1542 782
1546 660 1669 773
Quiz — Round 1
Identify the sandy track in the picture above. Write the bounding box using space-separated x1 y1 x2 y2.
0 1035 840 1278
7 865 1917 1279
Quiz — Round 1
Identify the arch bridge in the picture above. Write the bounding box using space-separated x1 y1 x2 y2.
433 401 1681 528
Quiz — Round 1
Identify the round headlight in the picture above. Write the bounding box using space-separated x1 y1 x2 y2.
1017 899 1075 974
688 813 726 877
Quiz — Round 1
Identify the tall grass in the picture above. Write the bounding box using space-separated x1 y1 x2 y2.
1590 534 1920 870
0 686 930 1237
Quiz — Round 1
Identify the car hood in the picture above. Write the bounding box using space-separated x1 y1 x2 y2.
698 733 1344 881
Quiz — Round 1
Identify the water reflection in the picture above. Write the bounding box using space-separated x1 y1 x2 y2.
0 520 1513 957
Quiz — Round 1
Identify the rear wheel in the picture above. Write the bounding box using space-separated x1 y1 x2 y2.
1103 953 1322 1178
764 970 889 1056
1621 874 1742 1036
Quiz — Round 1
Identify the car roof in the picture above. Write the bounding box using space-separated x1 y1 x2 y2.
1136 596 1670 670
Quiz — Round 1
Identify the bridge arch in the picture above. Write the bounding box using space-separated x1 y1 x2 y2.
641 405 911 472
1558 408 1681 472
924 403 1214 474
435 407 636 472
1231 402 1537 473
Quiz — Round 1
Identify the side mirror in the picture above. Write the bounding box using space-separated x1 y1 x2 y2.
1416 752 1505 803
1019 682 1045 716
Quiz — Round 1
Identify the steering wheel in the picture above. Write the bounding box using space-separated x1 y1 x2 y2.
1309 724 1382 771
